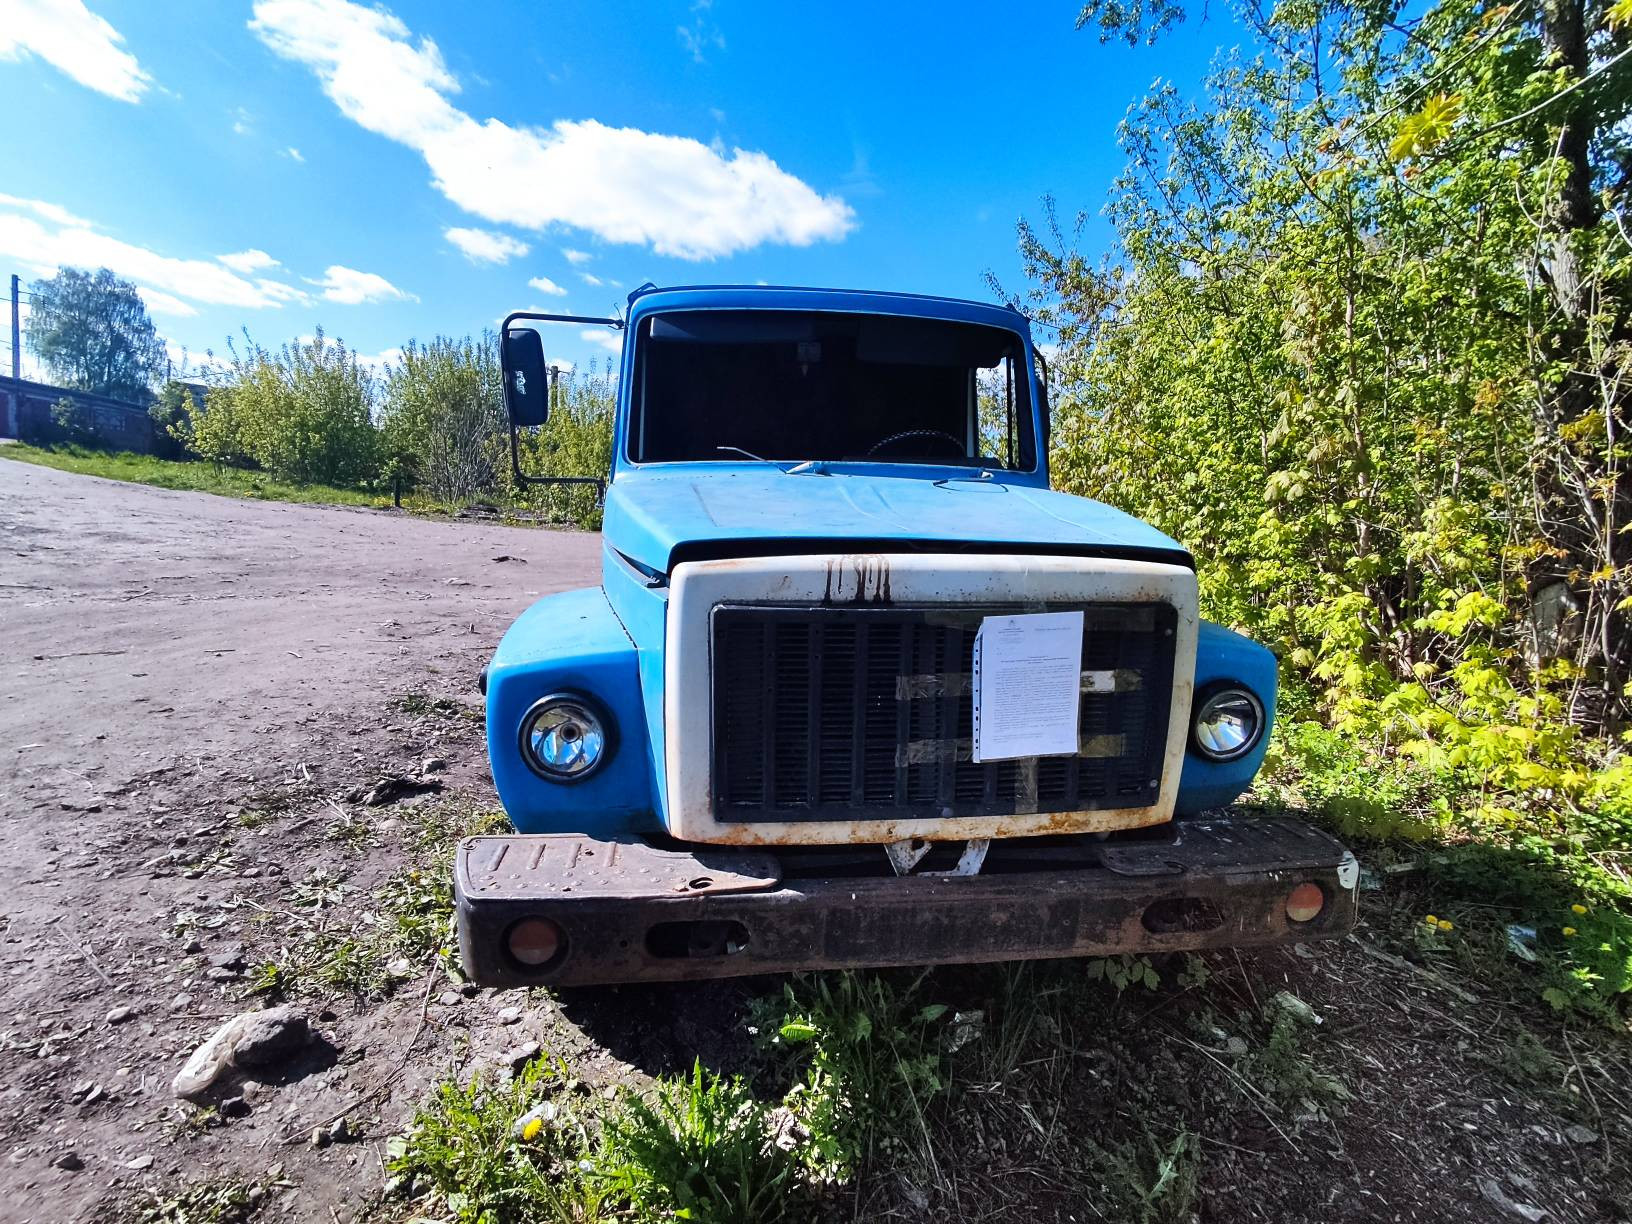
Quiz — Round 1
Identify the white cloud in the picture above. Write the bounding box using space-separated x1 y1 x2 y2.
248 0 853 259
579 273 603 287
354 345 403 372
676 8 725 64
0 196 406 317
0 192 93 229
218 248 280 273
0 0 151 102
138 287 198 317
527 275 568 297
285 146 305 162
0 205 296 309
444 225 530 264
252 277 311 304
311 264 414 304
581 328 622 354
562 248 592 265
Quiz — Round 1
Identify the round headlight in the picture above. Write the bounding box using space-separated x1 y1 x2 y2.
520 693 611 781
1192 686 1265 761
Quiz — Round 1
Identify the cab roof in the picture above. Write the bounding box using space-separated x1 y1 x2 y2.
623 284 1031 334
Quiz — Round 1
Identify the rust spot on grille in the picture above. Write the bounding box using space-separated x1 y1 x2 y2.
699 802 1173 846
822 555 893 603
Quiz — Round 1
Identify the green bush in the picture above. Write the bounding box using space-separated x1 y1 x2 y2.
182 329 380 486
513 362 615 528
148 381 201 460
48 397 98 447
379 334 507 504
1015 0 1632 1018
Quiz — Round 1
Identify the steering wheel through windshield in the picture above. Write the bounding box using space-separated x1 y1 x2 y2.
865 429 967 460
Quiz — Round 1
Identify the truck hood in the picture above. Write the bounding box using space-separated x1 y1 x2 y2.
603 468 1192 574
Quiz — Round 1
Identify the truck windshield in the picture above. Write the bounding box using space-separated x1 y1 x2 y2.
628 310 1037 470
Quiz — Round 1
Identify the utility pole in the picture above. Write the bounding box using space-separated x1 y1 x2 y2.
5 274 18 439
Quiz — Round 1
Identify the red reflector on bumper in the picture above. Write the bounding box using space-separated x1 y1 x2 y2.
507 917 564 968
1286 882 1325 923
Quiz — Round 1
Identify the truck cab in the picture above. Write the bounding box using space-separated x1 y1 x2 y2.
457 285 1358 987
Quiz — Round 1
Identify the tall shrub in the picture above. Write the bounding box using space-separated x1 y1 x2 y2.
182 330 381 486
513 361 616 527
1014 0 1630 826
378 334 506 504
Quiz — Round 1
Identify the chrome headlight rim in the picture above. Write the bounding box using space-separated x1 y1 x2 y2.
1190 683 1266 763
518 691 615 783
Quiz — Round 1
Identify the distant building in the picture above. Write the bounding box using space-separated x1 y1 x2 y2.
0 375 157 453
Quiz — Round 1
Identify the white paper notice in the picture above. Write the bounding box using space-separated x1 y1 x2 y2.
972 610 1084 763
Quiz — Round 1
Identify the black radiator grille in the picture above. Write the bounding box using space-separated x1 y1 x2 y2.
711 603 1178 822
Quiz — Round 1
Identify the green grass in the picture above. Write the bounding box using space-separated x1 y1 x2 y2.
0 442 392 508
386 1056 601 1223
253 799 509 1001
134 1177 265 1223
597 1062 804 1223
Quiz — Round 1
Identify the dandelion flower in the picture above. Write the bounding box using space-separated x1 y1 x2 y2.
1571 904 1588 916
1437 919 1454 931
1425 914 1439 927
522 1117 544 1142
1563 926 1578 938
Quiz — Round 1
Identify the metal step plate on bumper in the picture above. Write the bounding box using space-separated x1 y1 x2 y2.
455 818 1359 988
460 836 781 901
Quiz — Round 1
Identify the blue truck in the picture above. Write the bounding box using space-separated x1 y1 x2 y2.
455 284 1359 987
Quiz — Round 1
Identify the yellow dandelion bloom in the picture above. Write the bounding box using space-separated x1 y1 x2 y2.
522 1117 544 1141
1571 904 1588 916
1425 914 1439 927
1437 919 1454 931
1563 926 1578 938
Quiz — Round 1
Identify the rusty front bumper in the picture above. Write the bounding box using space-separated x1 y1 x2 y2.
455 816 1359 988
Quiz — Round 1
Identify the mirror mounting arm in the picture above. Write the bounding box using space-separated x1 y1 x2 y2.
508 428 607 498
501 310 623 501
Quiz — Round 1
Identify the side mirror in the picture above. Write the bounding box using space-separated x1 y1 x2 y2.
502 326 550 428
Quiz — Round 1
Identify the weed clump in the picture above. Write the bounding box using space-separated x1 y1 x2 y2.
755 971 954 1178
596 1061 804 1223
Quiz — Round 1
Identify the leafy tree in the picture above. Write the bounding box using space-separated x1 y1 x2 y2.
1008 0 1632 1013
24 267 168 402
378 334 506 504
182 329 380 485
1002 0 1632 976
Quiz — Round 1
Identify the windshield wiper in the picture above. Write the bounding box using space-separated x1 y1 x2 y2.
715 446 828 475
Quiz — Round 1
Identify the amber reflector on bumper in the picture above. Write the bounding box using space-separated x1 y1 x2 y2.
507 917 564 968
1285 882 1325 923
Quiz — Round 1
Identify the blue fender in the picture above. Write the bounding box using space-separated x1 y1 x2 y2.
1175 621 1279 815
485 587 660 835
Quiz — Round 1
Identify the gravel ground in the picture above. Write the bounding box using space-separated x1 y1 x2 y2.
0 462 599 1222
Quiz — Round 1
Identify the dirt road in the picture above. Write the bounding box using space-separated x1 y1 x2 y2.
2 462 598 797
0 463 599 1221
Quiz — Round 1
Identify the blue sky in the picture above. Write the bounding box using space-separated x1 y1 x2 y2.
1 0 1239 378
